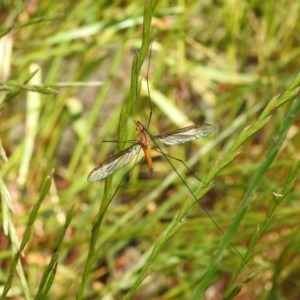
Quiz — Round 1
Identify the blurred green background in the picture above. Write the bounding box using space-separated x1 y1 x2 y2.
1 1 300 299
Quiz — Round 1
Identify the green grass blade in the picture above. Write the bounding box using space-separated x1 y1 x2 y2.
35 204 75 299
76 1 156 298
193 87 300 298
1 169 54 300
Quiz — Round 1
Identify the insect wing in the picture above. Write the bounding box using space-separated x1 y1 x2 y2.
88 143 140 182
155 124 216 145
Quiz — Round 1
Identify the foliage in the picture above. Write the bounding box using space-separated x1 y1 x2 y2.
0 0 300 299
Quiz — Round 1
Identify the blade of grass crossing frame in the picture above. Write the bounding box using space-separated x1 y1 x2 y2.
226 157 300 299
1 169 54 300
118 0 157 140
192 94 300 298
77 1 157 299
224 97 300 296
35 204 75 299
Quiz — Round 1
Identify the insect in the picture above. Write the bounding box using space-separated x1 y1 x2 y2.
87 120 216 182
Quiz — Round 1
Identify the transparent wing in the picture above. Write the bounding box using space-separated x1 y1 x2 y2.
88 143 141 182
155 124 216 145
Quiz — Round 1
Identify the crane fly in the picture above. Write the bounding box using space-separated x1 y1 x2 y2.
88 121 216 182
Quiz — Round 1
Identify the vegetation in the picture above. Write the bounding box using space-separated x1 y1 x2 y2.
0 0 299 299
